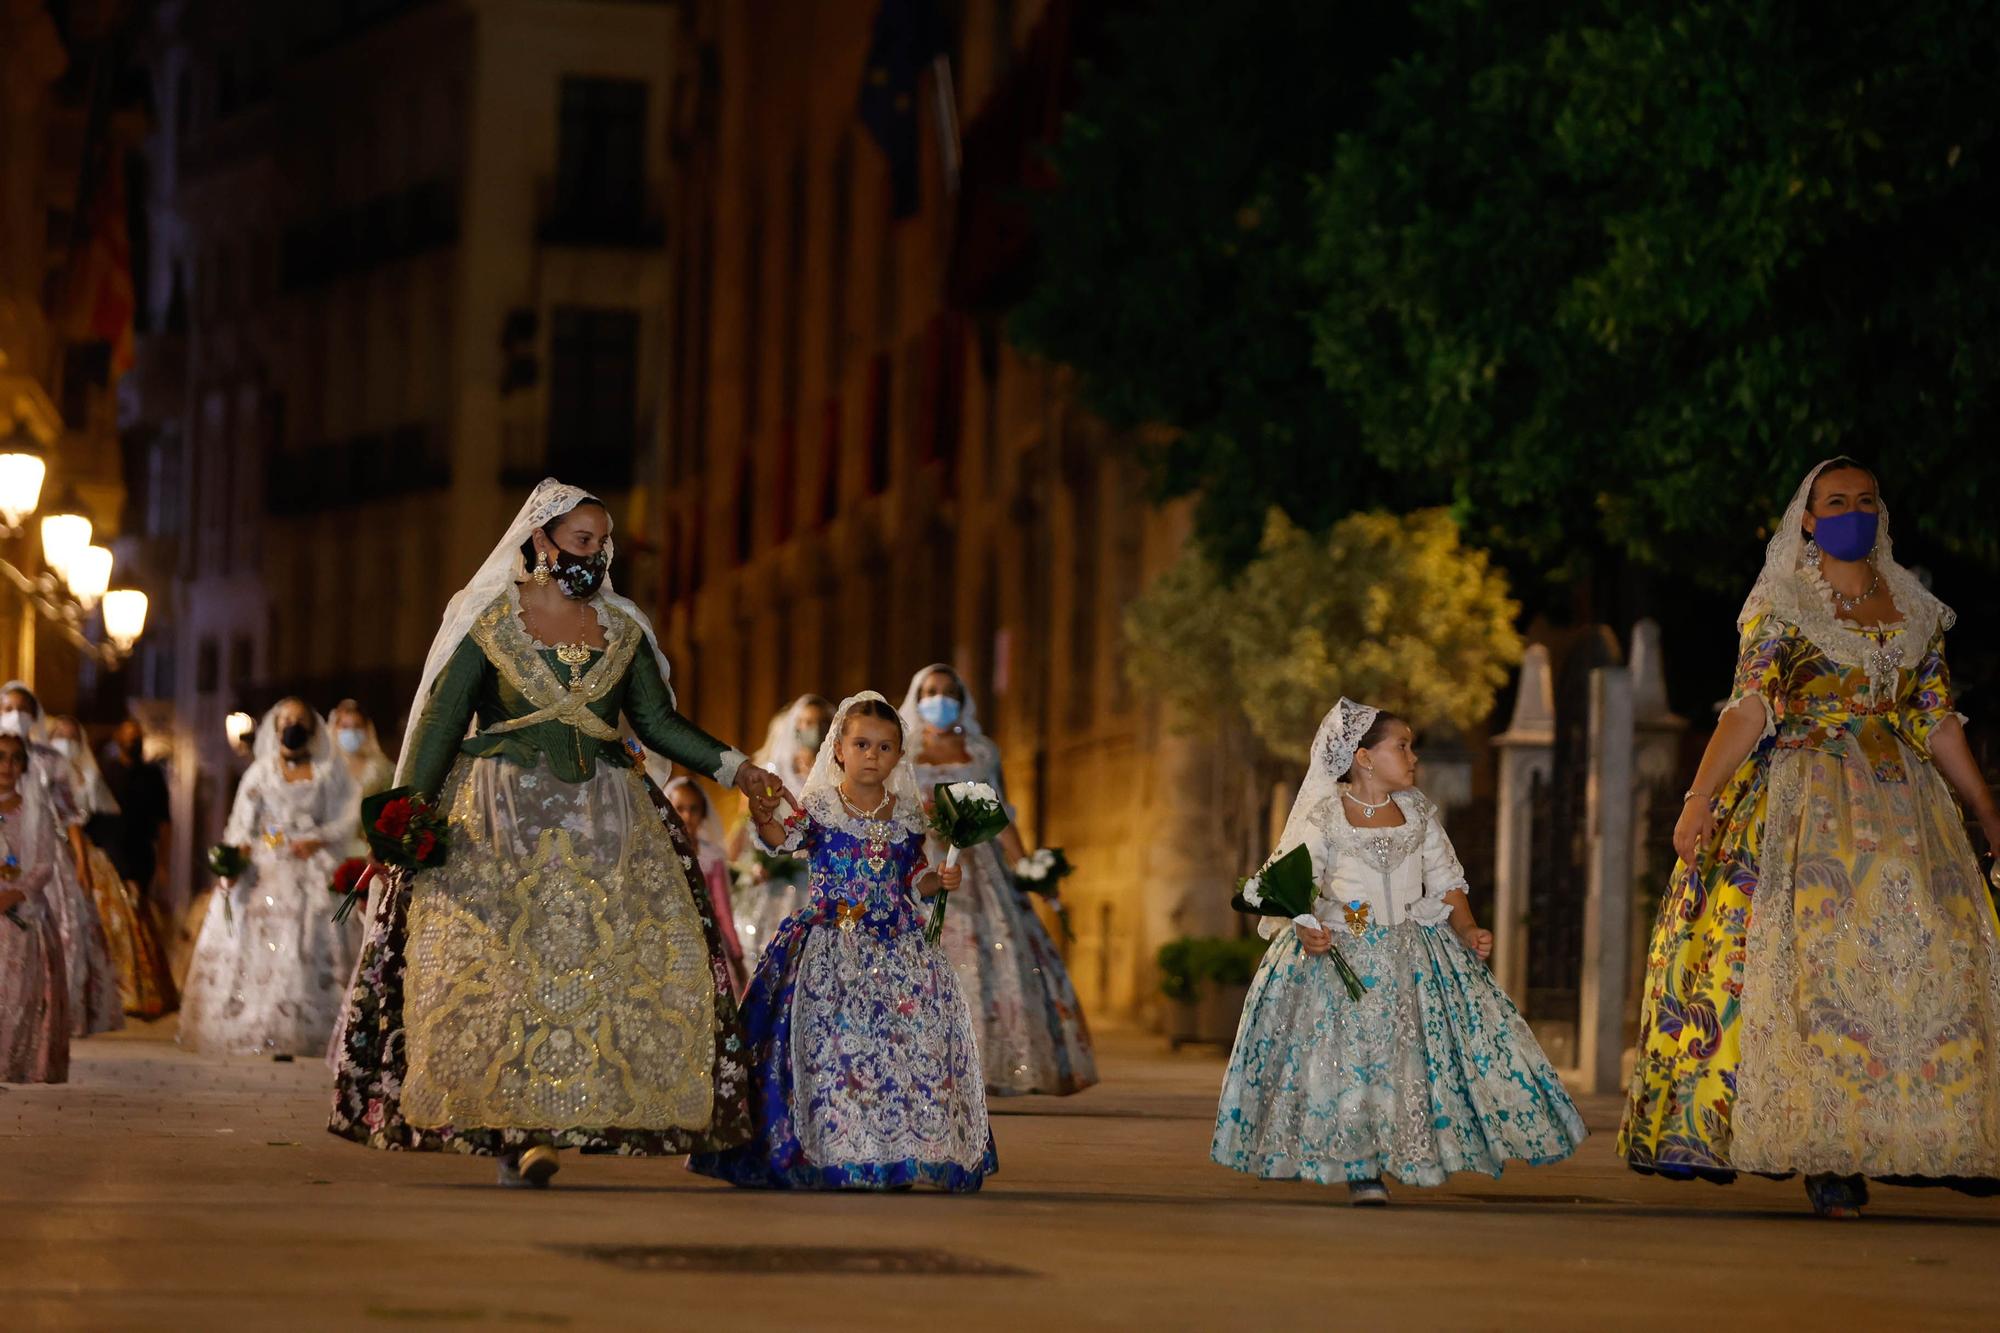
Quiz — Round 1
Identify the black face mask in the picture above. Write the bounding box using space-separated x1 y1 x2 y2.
280 723 313 753
553 549 609 599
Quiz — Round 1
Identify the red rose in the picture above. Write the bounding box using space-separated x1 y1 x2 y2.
412 829 439 862
332 857 369 895
375 798 414 840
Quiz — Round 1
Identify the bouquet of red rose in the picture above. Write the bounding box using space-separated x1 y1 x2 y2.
331 856 370 898
331 786 449 923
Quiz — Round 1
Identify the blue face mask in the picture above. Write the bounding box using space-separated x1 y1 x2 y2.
1813 510 1879 562
916 696 962 729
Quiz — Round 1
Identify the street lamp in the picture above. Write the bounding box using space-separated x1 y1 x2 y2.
101 588 149 654
69 544 113 612
0 468 146 668
39 486 92 586
0 448 46 533
224 710 255 749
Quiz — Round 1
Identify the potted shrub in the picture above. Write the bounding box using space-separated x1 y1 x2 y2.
1157 937 1203 1047
1196 936 1268 1044
1157 935 1270 1048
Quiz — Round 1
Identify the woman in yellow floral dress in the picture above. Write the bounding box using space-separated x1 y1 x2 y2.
1620 459 2000 1217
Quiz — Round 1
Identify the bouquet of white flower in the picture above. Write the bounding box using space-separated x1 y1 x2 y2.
924 780 1011 944
1013 846 1075 941
1232 844 1364 1000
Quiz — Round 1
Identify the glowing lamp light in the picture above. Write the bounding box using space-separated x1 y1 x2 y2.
0 451 47 532
225 710 255 748
69 544 113 611
40 510 93 586
101 588 148 652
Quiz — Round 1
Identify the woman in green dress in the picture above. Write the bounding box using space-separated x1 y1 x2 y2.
330 479 788 1187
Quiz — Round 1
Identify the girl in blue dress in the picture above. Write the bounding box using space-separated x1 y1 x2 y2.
690 692 997 1192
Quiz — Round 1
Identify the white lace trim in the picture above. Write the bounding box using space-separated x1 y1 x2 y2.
1720 691 1777 744
714 748 747 787
801 785 927 842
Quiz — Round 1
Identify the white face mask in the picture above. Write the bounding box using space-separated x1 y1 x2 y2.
48 737 78 760
336 728 367 755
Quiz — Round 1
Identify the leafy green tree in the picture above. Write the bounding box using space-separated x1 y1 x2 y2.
1312 0 2000 587
1011 0 1421 569
1023 0 2000 592
1127 508 1524 761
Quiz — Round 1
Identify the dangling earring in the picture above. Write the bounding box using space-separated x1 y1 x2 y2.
1803 538 1822 568
532 551 552 586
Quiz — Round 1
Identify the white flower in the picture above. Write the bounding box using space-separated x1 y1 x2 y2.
1014 857 1045 880
947 780 1001 806
1241 875 1263 907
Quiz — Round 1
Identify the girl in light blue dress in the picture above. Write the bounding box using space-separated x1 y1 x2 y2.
1212 698 1586 1205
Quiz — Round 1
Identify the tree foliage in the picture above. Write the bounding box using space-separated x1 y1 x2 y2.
1010 0 1422 569
1023 0 2000 589
1125 508 1524 761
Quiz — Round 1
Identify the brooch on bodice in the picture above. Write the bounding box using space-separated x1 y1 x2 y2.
835 900 866 933
553 641 592 690
1340 900 1371 937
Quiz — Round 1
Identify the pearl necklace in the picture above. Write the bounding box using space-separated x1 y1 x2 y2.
1342 784 1393 818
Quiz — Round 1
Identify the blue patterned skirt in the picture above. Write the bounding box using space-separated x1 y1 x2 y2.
1212 922 1586 1187
689 904 998 1192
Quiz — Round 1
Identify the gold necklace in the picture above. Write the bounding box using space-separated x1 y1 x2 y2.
552 600 595 690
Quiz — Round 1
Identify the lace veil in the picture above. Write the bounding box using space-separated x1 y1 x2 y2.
393 477 680 782
753 694 834 795
897 663 1007 789
248 703 357 813
663 774 727 860
1735 459 1955 684
799 691 926 829
1271 697 1380 863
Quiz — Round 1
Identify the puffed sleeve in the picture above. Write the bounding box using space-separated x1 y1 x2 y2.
625 633 746 787
1409 809 1470 927
403 636 488 803
1902 627 1957 755
1721 612 1794 742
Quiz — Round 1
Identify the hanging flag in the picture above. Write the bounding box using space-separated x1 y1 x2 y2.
859 0 946 218
67 149 137 377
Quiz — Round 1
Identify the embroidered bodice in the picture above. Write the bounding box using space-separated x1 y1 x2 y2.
1260 788 1468 938
222 764 358 863
403 588 733 800
1726 611 1956 783
763 788 933 941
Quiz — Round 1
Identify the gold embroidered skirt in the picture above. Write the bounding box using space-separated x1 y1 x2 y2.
398 756 719 1133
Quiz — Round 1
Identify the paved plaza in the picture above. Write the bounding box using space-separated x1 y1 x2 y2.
4 1021 1995 1331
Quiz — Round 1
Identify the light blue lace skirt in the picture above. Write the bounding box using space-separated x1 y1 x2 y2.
1212 922 1587 1187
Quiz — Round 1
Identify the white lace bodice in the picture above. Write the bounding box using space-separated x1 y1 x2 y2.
1258 788 1469 938
222 762 360 860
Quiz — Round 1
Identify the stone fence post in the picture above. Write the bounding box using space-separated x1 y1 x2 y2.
1579 665 1635 1095
1491 644 1554 1008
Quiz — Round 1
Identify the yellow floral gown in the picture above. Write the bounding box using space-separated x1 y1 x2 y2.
1620 609 2000 1181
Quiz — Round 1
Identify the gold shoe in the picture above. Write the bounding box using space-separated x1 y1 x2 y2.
518 1145 560 1189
